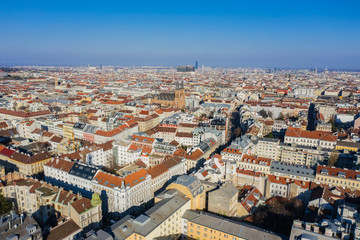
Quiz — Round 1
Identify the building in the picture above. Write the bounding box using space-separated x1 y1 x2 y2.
315 165 360 191
111 194 191 240
151 80 186 109
278 144 330 166
238 186 262 217
284 127 337 149
181 210 282 240
166 175 205 210
255 137 280 160
0 212 42 240
290 220 339 240
318 105 336 123
270 161 315 182
238 155 272 175
207 182 238 217
92 169 153 218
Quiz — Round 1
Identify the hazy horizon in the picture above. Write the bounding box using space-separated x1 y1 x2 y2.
1 0 359 69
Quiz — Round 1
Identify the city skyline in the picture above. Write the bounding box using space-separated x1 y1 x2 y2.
1 0 360 69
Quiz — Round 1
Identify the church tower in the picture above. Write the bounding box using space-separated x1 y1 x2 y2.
175 78 185 109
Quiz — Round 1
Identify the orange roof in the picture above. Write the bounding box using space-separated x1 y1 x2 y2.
285 127 337 142
94 169 149 189
241 155 271 166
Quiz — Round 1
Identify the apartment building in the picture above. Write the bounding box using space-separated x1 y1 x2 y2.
315 166 360 191
255 138 280 160
284 127 337 149
279 144 330 166
181 210 281 240
238 154 271 175
207 182 238 217
111 194 191 240
92 169 152 218
270 161 315 182
166 175 206 210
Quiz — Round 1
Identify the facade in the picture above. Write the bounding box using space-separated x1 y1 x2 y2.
238 154 271 175
315 165 360 191
92 169 153 218
207 182 238 217
284 127 337 149
318 105 336 123
279 144 330 166
151 81 186 109
255 137 280 160
166 175 206 210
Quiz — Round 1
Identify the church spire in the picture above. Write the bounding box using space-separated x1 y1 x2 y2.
176 79 179 90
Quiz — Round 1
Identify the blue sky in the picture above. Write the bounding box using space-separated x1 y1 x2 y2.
1 0 360 69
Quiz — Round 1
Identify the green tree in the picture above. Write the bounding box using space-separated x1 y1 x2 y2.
276 112 285 120
328 117 341 132
258 109 268 118
235 127 242 137
0 194 13 215
328 149 339 167
264 132 274 138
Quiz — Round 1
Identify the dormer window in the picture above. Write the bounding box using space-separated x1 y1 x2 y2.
338 172 346 178
321 169 329 175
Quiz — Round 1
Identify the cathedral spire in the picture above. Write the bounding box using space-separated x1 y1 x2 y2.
176 79 179 90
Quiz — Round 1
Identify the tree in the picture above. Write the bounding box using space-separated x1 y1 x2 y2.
328 149 339 167
235 127 242 137
276 112 285 120
328 117 341 132
264 132 274 138
258 109 268 118
0 194 13 215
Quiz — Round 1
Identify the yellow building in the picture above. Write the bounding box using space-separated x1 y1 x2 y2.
69 193 102 231
316 165 360 190
63 122 75 140
182 210 281 240
3 151 53 175
166 175 205 210
335 141 360 152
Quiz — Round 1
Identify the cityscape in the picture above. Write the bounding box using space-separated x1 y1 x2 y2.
1 1 360 240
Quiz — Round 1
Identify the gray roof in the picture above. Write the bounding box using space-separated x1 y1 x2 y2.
182 210 282 240
157 92 175 101
289 223 336 240
209 182 238 199
69 163 98 180
85 229 112 240
173 175 204 197
0 213 42 240
270 161 315 179
258 137 280 143
111 195 190 239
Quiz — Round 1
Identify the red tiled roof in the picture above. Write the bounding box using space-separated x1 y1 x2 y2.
285 127 337 142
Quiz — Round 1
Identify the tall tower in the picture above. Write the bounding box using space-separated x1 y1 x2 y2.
175 78 185 109
195 61 198 69
55 76 58 87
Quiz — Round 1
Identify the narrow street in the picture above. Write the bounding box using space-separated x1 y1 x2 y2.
213 106 241 155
